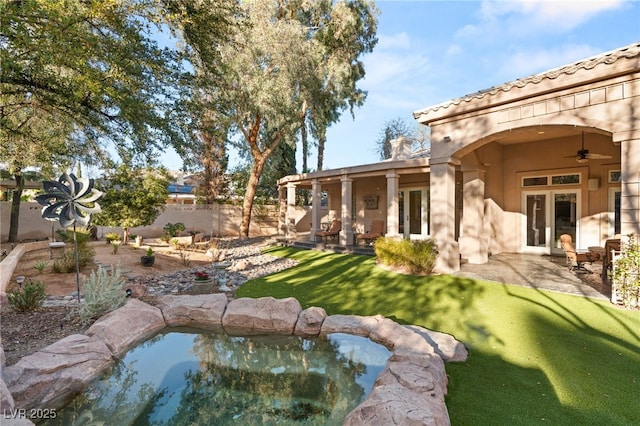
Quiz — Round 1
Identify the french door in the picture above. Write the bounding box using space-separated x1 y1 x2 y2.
522 190 580 254
399 187 429 240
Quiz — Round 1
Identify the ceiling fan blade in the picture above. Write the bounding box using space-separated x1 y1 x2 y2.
585 153 612 160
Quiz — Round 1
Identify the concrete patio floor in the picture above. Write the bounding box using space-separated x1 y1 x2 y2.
454 253 610 300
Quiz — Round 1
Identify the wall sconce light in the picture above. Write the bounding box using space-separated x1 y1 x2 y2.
443 136 451 143
15 275 25 289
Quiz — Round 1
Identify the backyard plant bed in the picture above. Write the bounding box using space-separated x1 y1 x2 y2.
0 242 213 366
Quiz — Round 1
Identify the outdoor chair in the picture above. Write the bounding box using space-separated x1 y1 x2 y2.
315 219 341 243
560 233 601 273
357 220 385 246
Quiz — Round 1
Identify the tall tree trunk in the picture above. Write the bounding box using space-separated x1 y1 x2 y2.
239 157 268 237
317 132 326 172
300 106 309 205
8 172 24 242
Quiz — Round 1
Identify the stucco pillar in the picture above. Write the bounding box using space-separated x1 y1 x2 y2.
277 185 286 236
310 179 322 239
430 160 460 273
286 182 297 240
340 175 354 245
459 169 488 264
386 171 400 238
620 136 640 236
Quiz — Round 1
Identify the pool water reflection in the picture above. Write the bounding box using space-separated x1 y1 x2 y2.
45 331 391 425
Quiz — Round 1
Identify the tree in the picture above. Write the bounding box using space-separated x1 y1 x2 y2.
0 99 77 241
1 0 225 240
182 0 378 237
375 118 412 160
93 165 170 244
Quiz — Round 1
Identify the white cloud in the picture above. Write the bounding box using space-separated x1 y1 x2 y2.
461 0 628 39
377 32 412 50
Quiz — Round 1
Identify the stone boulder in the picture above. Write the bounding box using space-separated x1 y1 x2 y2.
320 314 380 337
2 334 113 411
344 353 450 426
86 299 165 358
1 376 15 412
158 294 228 330
370 317 435 356
404 325 468 362
294 306 327 336
222 297 301 334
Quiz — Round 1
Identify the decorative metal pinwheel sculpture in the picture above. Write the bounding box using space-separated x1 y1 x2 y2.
36 173 103 227
36 173 103 304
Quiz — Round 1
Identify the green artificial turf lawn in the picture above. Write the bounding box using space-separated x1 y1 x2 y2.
237 247 640 425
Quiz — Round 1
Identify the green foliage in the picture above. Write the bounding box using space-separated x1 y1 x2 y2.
162 222 185 241
181 0 378 236
94 165 170 230
374 237 438 275
56 228 91 244
53 245 95 273
146 247 154 257
612 233 640 308
78 265 127 324
7 280 46 312
111 240 122 254
33 260 50 274
105 232 121 243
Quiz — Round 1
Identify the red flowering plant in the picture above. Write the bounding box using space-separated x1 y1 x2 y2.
193 271 210 281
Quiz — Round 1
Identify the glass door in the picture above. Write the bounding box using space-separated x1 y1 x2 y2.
524 192 548 253
552 192 578 254
522 190 579 254
399 187 429 240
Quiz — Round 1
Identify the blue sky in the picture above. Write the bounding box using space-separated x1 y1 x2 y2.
161 0 640 172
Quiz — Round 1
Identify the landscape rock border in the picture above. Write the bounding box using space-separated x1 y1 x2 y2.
1 295 467 425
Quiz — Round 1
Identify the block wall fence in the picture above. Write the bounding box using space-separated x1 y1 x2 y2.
1 202 313 242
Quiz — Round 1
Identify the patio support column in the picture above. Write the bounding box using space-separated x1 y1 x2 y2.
459 168 488 264
277 185 287 236
386 171 400 238
286 182 297 240
619 134 640 237
340 175 354 245
430 160 460 273
310 179 322 240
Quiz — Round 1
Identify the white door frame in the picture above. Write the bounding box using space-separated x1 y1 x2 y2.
521 189 581 254
400 186 429 240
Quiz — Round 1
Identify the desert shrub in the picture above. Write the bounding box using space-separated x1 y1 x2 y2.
105 232 121 243
56 228 92 245
612 233 640 308
78 265 126 324
7 280 46 312
111 240 121 254
162 222 185 241
33 260 50 274
53 245 96 273
374 237 439 275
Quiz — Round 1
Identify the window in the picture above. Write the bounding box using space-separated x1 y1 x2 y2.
523 177 548 187
609 170 621 183
522 173 581 187
551 174 580 185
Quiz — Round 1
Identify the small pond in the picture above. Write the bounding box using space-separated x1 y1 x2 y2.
43 331 391 425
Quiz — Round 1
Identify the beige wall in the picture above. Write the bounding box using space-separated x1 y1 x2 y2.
1 202 279 242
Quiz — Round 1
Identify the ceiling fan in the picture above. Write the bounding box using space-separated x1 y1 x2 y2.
568 132 612 163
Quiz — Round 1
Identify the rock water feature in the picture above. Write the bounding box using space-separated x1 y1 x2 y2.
47 331 392 425
1 296 467 425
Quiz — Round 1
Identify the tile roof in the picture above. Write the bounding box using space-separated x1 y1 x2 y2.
414 41 640 118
